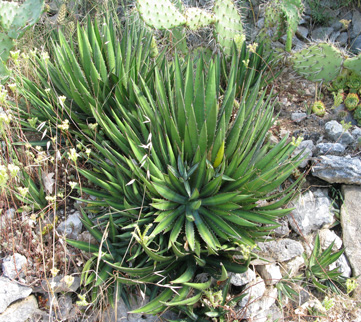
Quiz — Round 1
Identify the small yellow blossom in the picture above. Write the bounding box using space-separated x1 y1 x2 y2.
50 267 60 277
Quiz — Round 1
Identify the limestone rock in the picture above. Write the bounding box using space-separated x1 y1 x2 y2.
311 27 334 41
230 268 256 287
282 256 305 278
314 142 345 156
57 211 83 239
325 120 354 146
341 185 361 295
318 229 342 251
288 189 335 235
0 295 38 322
0 277 32 314
34 275 80 293
256 239 304 262
2 253 28 280
291 112 307 123
293 140 315 168
256 264 282 285
312 155 361 184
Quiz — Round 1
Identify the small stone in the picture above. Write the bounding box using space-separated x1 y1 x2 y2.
312 155 361 184
351 35 361 54
352 10 361 38
56 211 83 239
352 127 361 140
283 256 305 278
291 112 307 123
319 228 342 251
2 254 28 280
230 268 256 287
256 264 282 285
296 26 309 40
329 30 341 42
288 189 335 235
311 27 334 41
36 275 80 293
256 239 304 262
0 277 32 313
238 277 266 308
331 20 343 31
329 253 352 278
325 120 354 146
273 220 290 237
314 142 345 156
335 32 348 46
292 139 315 168
0 295 38 322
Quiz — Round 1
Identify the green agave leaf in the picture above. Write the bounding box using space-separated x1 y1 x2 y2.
153 182 187 204
171 264 197 284
183 279 212 290
161 292 202 307
130 288 174 314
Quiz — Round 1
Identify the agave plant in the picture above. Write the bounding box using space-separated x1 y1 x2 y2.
14 14 162 138
13 14 302 320
65 50 304 317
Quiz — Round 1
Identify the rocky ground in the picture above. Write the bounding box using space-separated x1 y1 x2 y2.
2 0 361 321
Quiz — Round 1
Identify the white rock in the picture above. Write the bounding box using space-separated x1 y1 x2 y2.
0 277 32 314
329 253 352 278
319 229 342 251
230 268 256 287
56 211 83 239
312 155 361 184
288 189 335 235
0 295 38 322
2 253 28 280
341 185 361 296
325 120 354 146
256 264 282 285
256 239 304 262
282 256 305 278
293 140 315 168
239 277 266 309
239 283 277 320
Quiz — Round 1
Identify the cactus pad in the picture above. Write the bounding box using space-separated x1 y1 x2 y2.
0 32 13 61
0 2 19 30
213 0 245 55
292 43 343 83
185 8 215 31
7 0 45 39
137 0 186 30
344 54 361 75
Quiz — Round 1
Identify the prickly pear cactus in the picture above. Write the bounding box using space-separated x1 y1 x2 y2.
185 8 215 30
213 0 245 55
292 43 343 83
263 0 303 52
282 0 304 52
7 0 45 39
137 0 186 30
0 0 44 78
344 54 361 75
